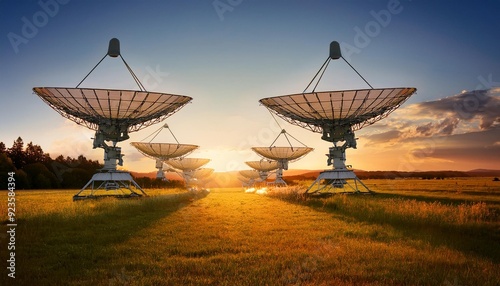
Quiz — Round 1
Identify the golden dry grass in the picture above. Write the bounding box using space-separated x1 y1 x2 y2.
1 179 499 285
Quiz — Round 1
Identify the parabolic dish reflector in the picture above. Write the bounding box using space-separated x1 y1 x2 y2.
252 147 313 162
130 142 198 160
245 160 279 172
259 88 416 132
33 87 192 132
165 158 210 171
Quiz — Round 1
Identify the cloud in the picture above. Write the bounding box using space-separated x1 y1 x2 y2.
415 117 459 136
414 88 500 131
364 130 401 143
364 88 500 144
410 144 500 168
46 121 97 159
407 126 500 168
358 88 500 169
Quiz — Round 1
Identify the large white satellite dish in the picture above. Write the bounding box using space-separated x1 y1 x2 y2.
260 41 417 195
33 39 193 200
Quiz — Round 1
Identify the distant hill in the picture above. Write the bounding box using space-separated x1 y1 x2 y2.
285 169 500 180
466 169 500 177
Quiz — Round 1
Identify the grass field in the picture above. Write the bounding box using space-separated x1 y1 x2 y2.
1 178 499 285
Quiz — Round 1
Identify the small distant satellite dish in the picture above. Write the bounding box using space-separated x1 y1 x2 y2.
245 160 279 183
245 160 279 172
165 158 211 187
191 168 214 180
251 147 313 186
252 147 313 164
165 158 210 171
238 170 261 187
239 170 261 180
130 142 198 180
130 123 199 180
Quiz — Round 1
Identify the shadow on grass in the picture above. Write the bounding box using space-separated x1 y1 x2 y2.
272 194 500 264
5 190 209 286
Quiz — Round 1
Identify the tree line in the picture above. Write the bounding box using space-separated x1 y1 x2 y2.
0 137 102 189
0 137 185 190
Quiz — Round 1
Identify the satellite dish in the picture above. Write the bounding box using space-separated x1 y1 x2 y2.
259 41 417 194
34 87 192 135
190 168 214 182
259 88 416 134
130 143 198 161
130 142 198 180
130 123 198 180
33 39 193 200
238 169 262 187
251 147 313 186
165 157 210 171
239 170 261 188
165 158 211 187
245 160 279 172
192 168 214 179
239 170 262 180
245 160 279 182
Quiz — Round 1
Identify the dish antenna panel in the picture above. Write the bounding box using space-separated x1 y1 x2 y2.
259 41 416 195
33 39 193 200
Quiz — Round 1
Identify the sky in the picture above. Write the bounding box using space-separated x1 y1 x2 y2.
1 0 499 173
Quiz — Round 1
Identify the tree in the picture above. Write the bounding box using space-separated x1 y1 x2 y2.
61 168 93 189
0 153 15 190
7 137 26 169
14 169 30 189
25 141 50 165
1 136 109 189
23 163 60 189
